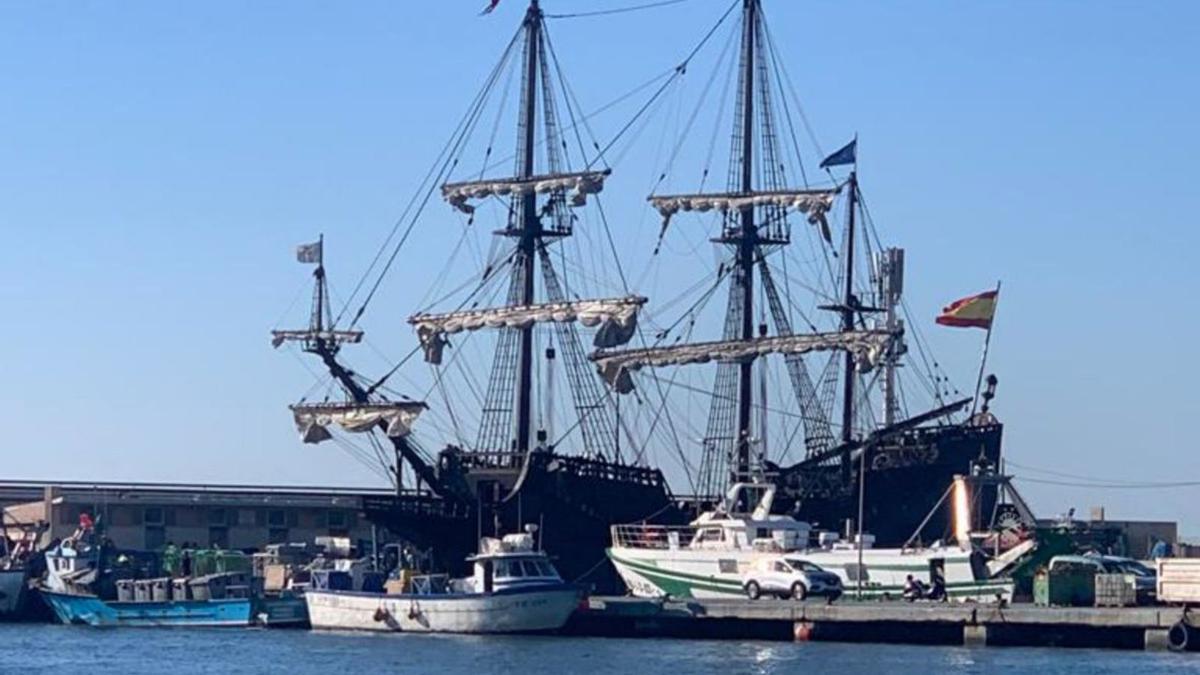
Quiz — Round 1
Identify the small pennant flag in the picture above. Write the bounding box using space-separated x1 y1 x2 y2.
296 241 322 264
480 0 501 15
936 290 998 329
819 138 857 169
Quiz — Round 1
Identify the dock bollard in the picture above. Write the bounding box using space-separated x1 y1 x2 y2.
1168 621 1200 652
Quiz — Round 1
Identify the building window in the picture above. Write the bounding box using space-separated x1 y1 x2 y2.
327 510 350 537
208 509 227 526
144 507 165 526
268 528 289 544
58 506 83 526
267 509 286 528
145 526 166 550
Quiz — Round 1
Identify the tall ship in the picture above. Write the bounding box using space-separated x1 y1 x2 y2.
272 0 1002 593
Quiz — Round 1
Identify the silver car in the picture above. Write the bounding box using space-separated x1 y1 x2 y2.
742 556 843 601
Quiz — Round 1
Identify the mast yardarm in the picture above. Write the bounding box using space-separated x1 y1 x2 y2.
411 296 645 365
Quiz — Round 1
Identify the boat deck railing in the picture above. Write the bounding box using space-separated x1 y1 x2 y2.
409 574 452 595
611 524 700 550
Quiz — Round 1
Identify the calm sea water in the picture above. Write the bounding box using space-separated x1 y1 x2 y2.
2 625 1197 674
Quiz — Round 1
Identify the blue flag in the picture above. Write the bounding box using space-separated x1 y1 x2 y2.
820 139 857 169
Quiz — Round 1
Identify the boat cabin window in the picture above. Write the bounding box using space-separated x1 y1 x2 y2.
697 528 724 543
844 563 869 582
494 558 556 578
757 528 770 540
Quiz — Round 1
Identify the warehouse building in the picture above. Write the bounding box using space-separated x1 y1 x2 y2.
0 480 395 553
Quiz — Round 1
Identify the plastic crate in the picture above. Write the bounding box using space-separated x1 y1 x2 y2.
116 579 136 603
150 577 172 602
172 578 191 600
1095 573 1137 607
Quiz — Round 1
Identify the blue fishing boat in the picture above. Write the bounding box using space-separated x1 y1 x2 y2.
41 590 252 627
254 592 309 627
40 534 309 628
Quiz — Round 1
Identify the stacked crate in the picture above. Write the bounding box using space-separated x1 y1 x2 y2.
1094 573 1136 607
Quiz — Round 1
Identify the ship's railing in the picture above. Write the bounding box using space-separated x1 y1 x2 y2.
553 455 665 487
409 573 452 595
454 451 666 487
361 494 473 520
611 524 699 550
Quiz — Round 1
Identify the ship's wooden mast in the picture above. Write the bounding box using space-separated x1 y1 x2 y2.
513 0 542 456
839 172 858 480
732 0 758 487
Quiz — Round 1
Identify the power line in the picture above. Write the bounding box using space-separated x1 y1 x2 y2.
1014 475 1200 490
1008 459 1165 485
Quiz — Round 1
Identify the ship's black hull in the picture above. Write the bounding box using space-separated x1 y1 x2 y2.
774 423 1004 545
362 422 1002 593
362 454 686 594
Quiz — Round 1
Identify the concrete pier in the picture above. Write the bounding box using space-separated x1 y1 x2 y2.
567 597 1196 652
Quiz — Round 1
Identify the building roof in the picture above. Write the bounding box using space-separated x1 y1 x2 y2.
0 479 396 510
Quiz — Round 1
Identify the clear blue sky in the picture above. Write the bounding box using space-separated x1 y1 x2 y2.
2 1 1197 535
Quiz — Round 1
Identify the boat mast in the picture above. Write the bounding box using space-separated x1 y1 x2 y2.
513 0 542 456
311 233 327 334
732 0 758 485
840 172 858 446
837 172 859 485
875 247 904 426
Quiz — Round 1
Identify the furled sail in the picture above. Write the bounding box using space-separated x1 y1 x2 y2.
441 169 610 214
410 296 646 364
648 188 839 236
290 402 426 444
270 329 364 349
592 331 891 394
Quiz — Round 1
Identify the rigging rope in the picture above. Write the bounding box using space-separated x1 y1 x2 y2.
588 0 740 168
545 0 692 20
335 25 524 329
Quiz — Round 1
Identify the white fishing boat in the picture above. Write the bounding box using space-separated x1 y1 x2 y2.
609 480 1014 602
305 530 583 634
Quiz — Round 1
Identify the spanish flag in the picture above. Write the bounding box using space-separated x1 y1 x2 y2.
936 290 998 329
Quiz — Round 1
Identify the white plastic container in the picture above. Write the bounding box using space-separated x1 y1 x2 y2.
1157 559 1200 604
